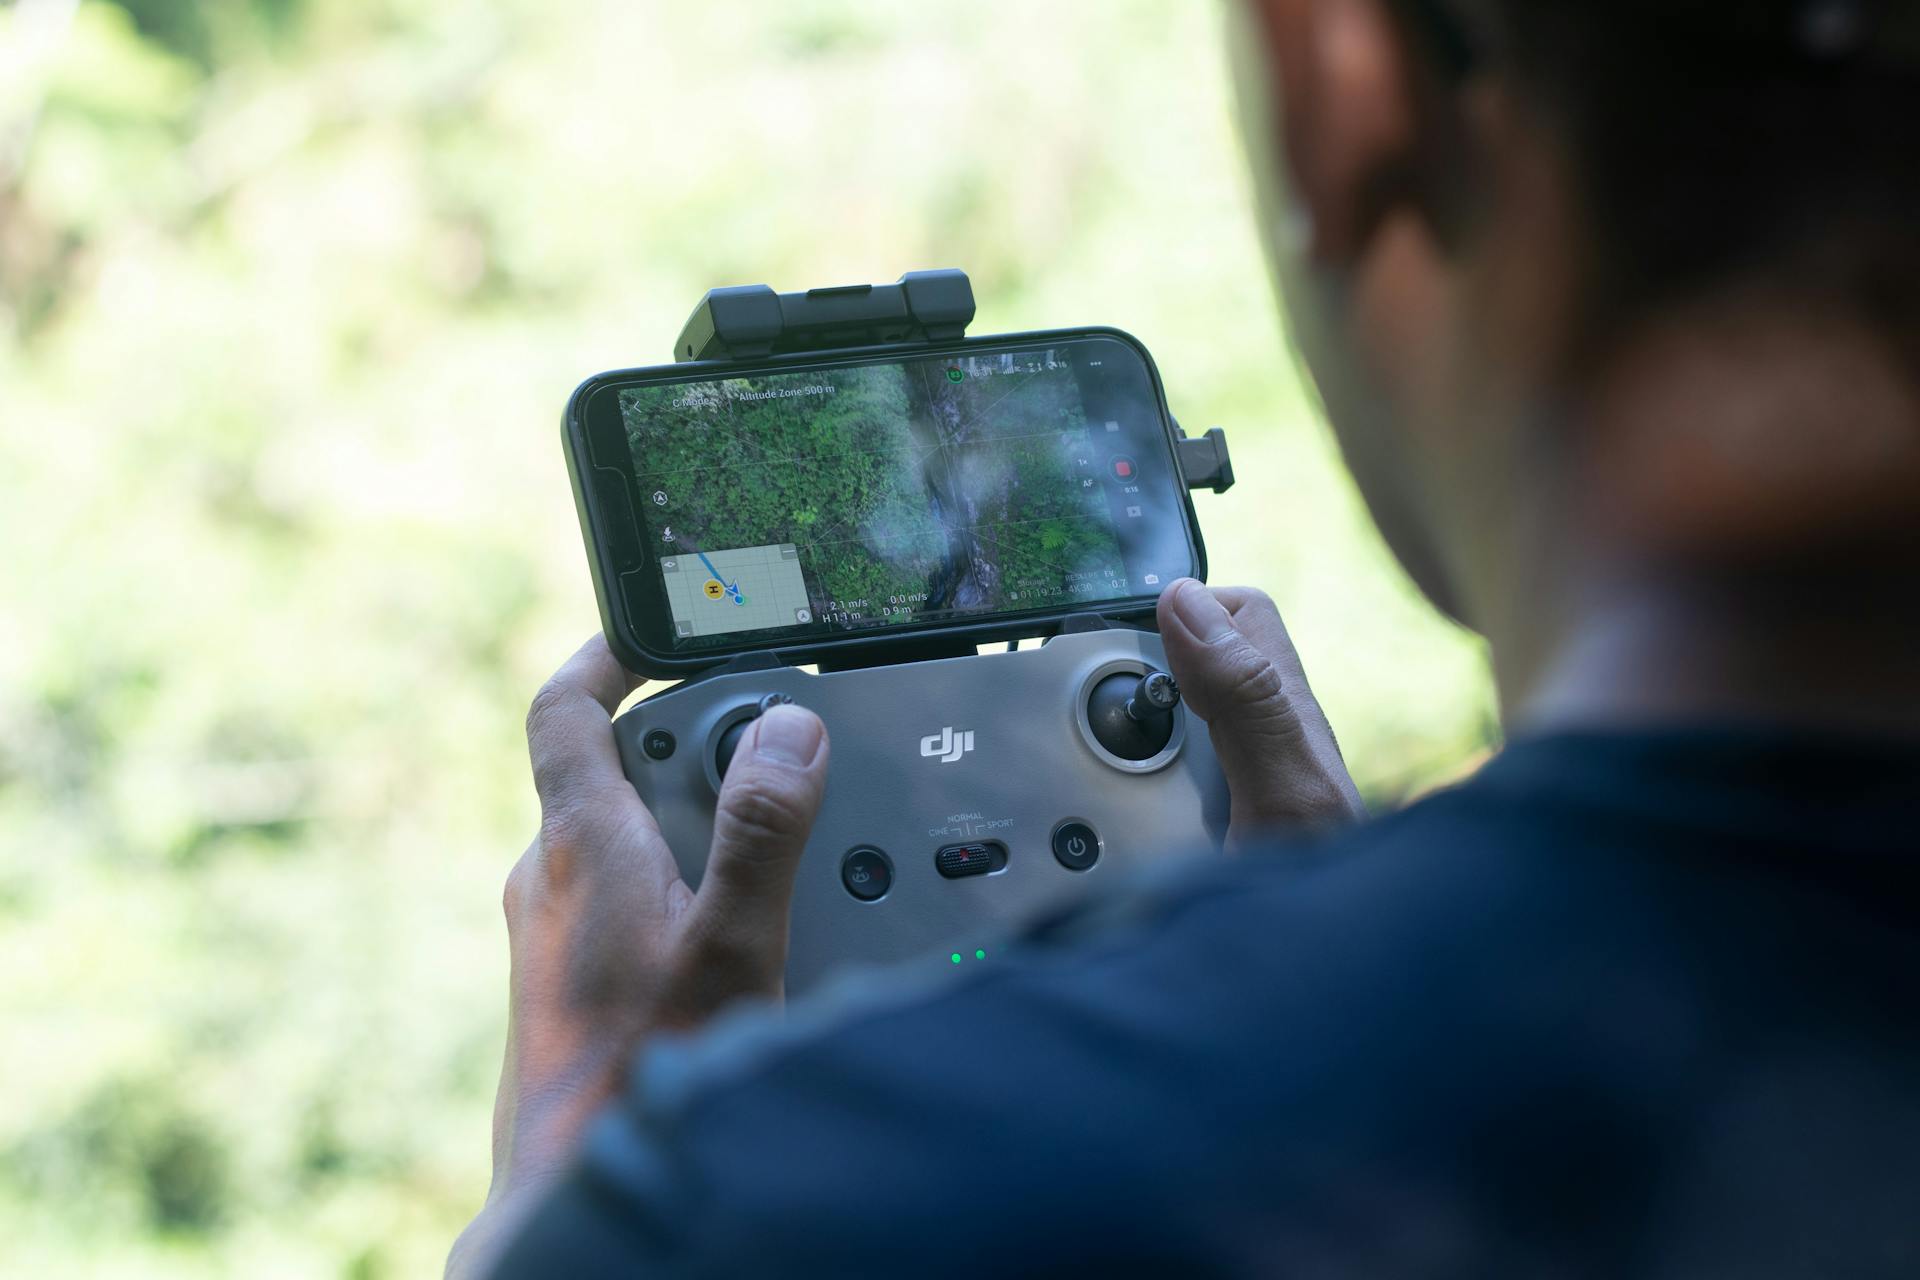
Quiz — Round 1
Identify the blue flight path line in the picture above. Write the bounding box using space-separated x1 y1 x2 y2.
694 548 746 605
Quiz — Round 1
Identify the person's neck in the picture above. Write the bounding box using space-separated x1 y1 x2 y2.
1485 295 1920 739
1513 565 1920 739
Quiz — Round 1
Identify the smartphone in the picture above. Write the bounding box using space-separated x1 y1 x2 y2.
563 328 1206 677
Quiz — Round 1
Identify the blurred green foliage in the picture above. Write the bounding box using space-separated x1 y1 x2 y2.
0 0 1495 1274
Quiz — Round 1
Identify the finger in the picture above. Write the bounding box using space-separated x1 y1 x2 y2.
1209 587 1310 687
1159 579 1296 727
1158 579 1359 832
1209 588 1349 764
684 704 829 990
525 634 646 818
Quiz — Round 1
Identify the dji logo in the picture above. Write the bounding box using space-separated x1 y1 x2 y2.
919 726 975 764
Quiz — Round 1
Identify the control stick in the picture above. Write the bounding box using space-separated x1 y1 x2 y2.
715 692 797 778
1086 669 1182 762
1127 671 1180 721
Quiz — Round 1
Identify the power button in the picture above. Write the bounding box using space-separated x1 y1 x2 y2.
1050 821 1101 872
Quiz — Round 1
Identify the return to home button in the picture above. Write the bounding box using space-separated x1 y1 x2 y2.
1050 821 1100 871
841 847 893 902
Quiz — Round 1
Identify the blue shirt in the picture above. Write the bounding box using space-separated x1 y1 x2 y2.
494 729 1920 1276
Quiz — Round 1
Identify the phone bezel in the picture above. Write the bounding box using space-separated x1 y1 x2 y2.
562 326 1209 678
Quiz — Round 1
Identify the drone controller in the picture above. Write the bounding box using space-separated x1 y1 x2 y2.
614 624 1229 992
591 270 1235 992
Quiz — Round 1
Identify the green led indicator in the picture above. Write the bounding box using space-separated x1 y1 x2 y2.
975 949 986 960
951 953 962 964
946 367 965 383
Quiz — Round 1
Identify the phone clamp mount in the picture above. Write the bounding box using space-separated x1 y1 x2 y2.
675 269 1234 495
615 270 1233 994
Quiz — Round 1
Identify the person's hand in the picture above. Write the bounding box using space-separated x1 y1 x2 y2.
448 634 829 1278
1157 579 1365 845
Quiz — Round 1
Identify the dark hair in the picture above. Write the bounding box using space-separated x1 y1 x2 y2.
1395 0 1920 348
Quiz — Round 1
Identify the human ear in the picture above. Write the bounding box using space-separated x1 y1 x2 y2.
1240 0 1423 267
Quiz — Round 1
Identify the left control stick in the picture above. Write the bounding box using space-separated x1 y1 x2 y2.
714 692 798 778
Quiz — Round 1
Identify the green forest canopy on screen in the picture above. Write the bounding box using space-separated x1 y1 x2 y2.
619 352 1133 636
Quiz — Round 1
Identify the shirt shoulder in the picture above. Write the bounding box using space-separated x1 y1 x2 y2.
494 739 1920 1276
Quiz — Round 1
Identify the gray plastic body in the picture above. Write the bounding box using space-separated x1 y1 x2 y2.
614 628 1230 993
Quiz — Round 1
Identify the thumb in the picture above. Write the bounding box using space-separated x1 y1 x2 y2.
1158 579 1361 839
683 704 830 993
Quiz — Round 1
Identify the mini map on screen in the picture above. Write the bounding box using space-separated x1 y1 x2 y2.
659 543 813 638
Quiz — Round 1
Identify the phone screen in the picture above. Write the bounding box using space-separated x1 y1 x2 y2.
581 333 1198 658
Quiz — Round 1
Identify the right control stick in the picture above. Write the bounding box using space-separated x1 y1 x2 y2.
1127 671 1180 721
1086 668 1182 762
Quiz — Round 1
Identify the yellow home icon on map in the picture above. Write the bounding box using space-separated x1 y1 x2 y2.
703 579 726 600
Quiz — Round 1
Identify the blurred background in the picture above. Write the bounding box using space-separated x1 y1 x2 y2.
0 1 1494 1274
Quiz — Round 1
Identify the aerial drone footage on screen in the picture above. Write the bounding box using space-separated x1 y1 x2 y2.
619 340 1184 648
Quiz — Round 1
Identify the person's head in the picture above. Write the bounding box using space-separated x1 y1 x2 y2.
1231 0 1920 698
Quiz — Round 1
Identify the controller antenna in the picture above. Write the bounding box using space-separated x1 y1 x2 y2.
1125 671 1180 722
